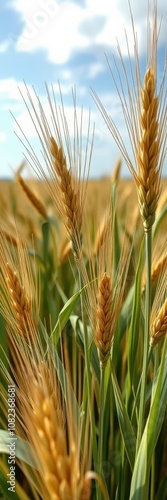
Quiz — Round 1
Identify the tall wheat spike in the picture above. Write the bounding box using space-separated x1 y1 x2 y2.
92 1 167 231
80 209 130 369
49 136 82 255
16 84 94 258
135 66 160 231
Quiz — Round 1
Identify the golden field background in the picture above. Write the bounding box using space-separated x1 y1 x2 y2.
0 175 167 235
1 173 167 499
1 176 166 206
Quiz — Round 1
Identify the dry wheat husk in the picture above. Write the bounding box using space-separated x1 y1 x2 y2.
150 298 167 347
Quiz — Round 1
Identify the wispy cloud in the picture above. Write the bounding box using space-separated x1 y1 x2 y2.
0 78 32 101
9 0 167 64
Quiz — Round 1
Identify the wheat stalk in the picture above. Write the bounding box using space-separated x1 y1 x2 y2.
111 158 122 185
93 212 109 256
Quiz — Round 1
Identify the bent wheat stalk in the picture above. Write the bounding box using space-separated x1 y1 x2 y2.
17 174 48 220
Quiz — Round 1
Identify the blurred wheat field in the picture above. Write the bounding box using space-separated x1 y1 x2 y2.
1 167 167 499
1 176 167 236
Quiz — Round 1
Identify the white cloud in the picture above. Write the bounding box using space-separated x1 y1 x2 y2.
0 72 155 178
13 89 94 141
0 131 7 142
10 0 89 63
9 0 167 64
87 63 105 79
0 77 92 145
0 78 32 101
0 40 10 53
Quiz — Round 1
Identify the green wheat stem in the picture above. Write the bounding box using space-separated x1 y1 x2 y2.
98 364 105 500
150 442 155 500
78 269 98 464
150 346 159 500
136 229 152 454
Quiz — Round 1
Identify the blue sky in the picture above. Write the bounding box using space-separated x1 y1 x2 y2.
0 0 166 179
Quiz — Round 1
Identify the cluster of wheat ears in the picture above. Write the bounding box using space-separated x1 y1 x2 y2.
1 2 167 499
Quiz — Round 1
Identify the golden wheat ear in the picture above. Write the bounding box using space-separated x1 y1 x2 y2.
150 267 167 347
8 328 92 500
150 298 167 347
91 1 167 232
135 66 161 232
0 227 39 343
5 262 34 341
95 271 113 368
17 174 48 220
16 83 94 259
142 229 167 291
80 208 130 369
94 246 130 369
49 136 82 256
142 253 167 292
